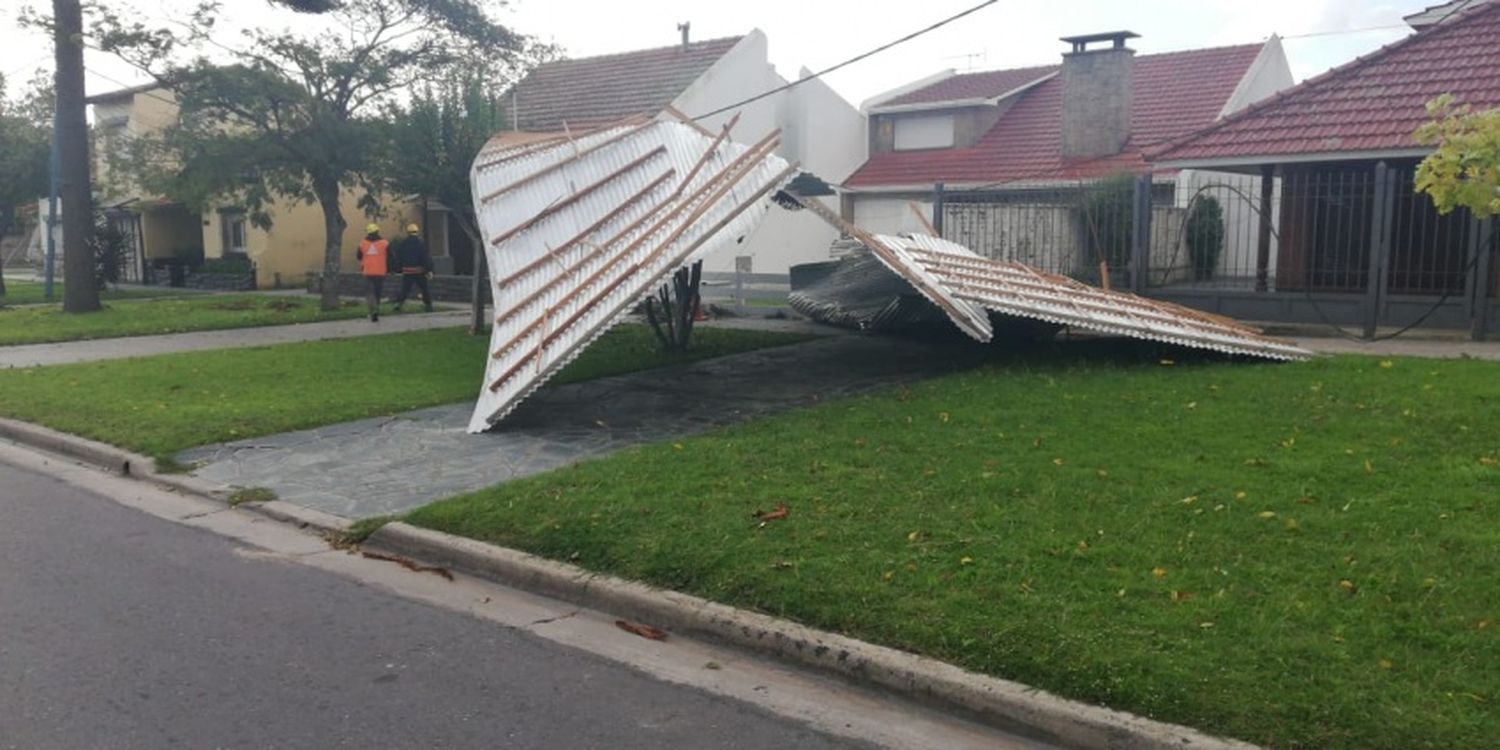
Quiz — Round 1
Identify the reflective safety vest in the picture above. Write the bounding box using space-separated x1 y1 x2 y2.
358 238 390 276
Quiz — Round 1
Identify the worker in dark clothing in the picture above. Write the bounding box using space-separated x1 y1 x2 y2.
392 222 434 312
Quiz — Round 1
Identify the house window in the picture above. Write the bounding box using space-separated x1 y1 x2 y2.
894 114 956 151
220 210 248 256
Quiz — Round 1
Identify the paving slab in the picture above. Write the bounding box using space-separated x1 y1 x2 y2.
0 310 469 368
182 335 990 518
1291 335 1500 361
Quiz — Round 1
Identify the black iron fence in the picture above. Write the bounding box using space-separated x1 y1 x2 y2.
935 161 1497 340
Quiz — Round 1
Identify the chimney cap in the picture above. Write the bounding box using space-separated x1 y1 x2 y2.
1060 31 1140 53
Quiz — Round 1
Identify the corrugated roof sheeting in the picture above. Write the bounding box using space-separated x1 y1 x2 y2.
468 116 797 432
790 196 1310 361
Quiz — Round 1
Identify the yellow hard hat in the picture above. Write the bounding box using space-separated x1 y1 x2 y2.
406 223 420 234
365 222 380 234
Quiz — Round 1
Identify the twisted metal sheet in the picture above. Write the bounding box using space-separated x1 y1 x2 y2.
468 117 796 431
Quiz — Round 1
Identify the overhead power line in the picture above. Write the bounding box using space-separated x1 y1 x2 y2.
689 0 1000 121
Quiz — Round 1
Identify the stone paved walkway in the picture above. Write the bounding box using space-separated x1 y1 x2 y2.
181 334 989 519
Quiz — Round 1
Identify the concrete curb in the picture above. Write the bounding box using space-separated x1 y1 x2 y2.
0 415 1254 749
0 416 349 532
370 522 1258 750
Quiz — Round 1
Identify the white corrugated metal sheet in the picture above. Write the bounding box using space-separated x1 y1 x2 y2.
468 117 797 431
788 195 1310 361
874 232 1311 360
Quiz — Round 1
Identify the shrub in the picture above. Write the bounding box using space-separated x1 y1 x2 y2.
202 255 254 275
1078 172 1136 282
1185 196 1225 281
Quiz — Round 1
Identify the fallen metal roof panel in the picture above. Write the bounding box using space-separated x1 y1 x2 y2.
790 198 1311 362
468 116 797 432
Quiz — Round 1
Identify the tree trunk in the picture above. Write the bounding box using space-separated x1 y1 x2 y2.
55 0 99 313
314 177 347 311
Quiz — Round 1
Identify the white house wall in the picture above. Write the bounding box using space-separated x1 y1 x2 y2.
1220 36 1294 117
673 29 867 275
1173 169 1280 284
851 197 936 237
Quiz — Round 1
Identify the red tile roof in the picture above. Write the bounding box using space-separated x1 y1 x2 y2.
876 65 1056 108
510 37 743 132
1155 1 1500 165
845 44 1263 189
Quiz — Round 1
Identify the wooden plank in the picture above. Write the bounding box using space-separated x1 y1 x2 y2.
480 118 657 204
662 104 714 137
488 145 667 246
498 170 676 288
671 114 742 199
908 201 938 235
491 133 782 337
473 114 648 171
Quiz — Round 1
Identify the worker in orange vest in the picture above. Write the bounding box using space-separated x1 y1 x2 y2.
356 223 391 321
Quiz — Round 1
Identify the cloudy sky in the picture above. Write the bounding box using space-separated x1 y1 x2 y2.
0 0 1449 106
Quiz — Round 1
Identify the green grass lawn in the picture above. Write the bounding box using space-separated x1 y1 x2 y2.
0 280 184 305
0 325 816 461
0 293 403 346
407 341 1500 750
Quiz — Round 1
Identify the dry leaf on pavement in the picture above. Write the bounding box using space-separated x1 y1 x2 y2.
615 620 669 641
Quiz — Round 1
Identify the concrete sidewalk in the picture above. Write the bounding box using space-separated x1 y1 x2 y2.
0 311 470 369
1292 335 1500 361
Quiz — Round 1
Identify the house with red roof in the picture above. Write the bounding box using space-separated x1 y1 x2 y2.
1153 0 1500 338
841 31 1293 237
501 29 866 275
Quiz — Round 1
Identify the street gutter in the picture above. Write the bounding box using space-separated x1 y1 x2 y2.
0 414 1257 750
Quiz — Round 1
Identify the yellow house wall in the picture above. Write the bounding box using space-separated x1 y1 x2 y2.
140 204 203 260
201 191 423 288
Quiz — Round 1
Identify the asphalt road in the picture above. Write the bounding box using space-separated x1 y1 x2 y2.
0 459 865 750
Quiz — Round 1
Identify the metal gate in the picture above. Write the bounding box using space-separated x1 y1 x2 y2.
936 162 1496 340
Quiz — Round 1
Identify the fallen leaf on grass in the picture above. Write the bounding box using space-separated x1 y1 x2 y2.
361 551 454 581
754 503 790 523
616 620 669 641
1152 567 1168 579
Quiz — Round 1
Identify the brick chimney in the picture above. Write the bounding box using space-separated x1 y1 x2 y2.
1059 31 1138 161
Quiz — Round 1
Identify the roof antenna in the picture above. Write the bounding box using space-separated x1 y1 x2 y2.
677 21 690 52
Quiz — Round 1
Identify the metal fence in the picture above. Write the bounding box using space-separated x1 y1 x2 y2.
934 162 1497 340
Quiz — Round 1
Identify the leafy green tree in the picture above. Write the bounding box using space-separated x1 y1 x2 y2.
1414 94 1500 219
1078 171 1136 285
0 72 53 302
0 72 52 237
93 0 528 309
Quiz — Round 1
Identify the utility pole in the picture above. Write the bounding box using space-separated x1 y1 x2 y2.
54 0 100 313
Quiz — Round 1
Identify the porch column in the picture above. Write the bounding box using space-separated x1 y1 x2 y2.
1362 162 1397 340
1130 174 1152 294
1255 164 1274 292
932 183 946 236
